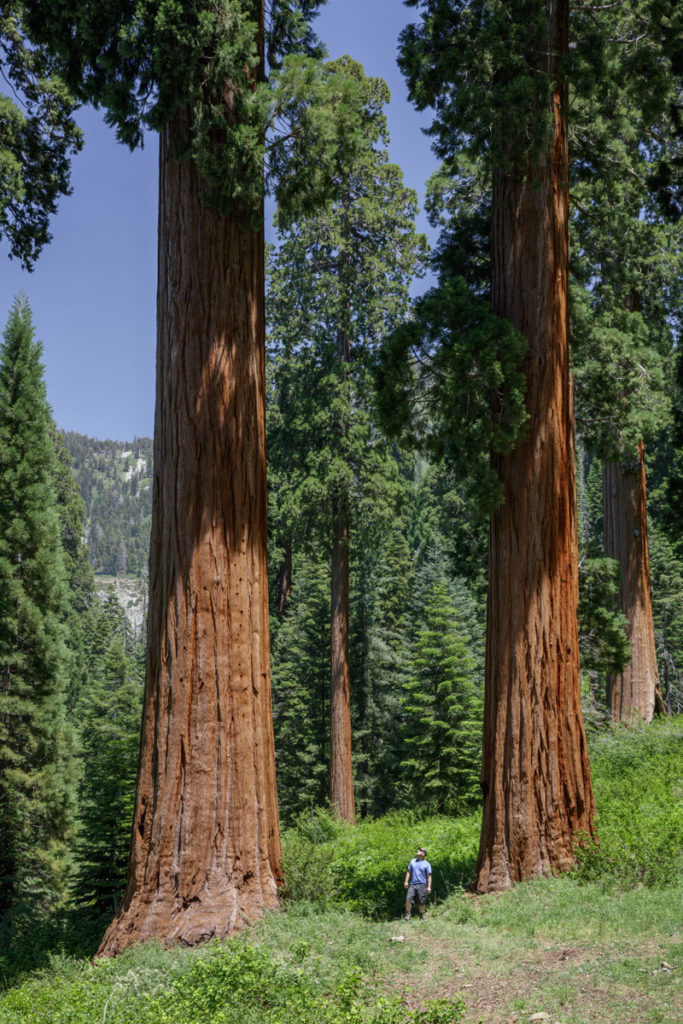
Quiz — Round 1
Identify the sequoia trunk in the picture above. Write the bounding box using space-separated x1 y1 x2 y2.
277 538 292 617
330 492 355 821
475 0 595 892
603 443 664 721
98 107 281 954
329 323 355 823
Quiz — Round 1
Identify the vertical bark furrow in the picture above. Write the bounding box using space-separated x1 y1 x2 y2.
98 109 281 954
603 443 660 722
475 7 595 891
330 493 356 823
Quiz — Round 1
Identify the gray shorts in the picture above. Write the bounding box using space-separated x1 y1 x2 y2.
407 882 427 906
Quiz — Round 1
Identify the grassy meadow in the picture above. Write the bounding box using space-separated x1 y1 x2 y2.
1 717 681 1024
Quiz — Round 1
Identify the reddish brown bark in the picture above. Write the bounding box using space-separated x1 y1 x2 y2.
276 538 292 617
330 492 355 822
475 0 595 892
98 107 281 954
603 443 664 722
329 322 355 823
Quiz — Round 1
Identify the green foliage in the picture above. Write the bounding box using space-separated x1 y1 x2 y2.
578 545 631 693
352 522 415 818
571 283 671 462
71 594 143 943
61 432 153 577
1 712 682 1018
270 54 401 229
281 810 481 919
648 525 683 714
375 276 528 514
400 580 482 815
0 4 82 267
268 450 488 828
51 432 94 614
0 937 466 1024
20 4 396 226
575 717 683 888
660 345 683 559
409 999 466 1024
270 551 330 825
21 2 325 217
409 463 488 603
268 55 426 816
268 55 426 543
0 296 77 970
399 1 557 173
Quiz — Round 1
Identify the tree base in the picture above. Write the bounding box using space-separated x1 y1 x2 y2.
97 877 280 957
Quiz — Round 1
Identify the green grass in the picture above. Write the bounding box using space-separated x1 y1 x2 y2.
281 808 481 918
1 880 679 1024
1 717 681 1023
575 716 683 888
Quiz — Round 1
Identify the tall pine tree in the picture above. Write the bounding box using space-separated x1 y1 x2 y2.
401 578 482 816
0 296 77 955
72 595 143 941
268 57 426 823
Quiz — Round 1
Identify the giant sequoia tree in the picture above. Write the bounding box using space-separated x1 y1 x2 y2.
21 0 326 953
570 0 682 723
268 58 426 822
396 0 595 890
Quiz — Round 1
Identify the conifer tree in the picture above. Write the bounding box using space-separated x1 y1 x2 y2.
268 57 426 823
401 579 482 815
569 0 682 723
391 0 595 891
0 4 82 267
646 526 683 714
20 0 347 952
0 296 77 952
73 598 143 937
661 347 683 559
52 430 95 717
354 519 415 819
269 549 330 825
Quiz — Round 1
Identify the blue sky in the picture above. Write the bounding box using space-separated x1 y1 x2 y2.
0 1 438 440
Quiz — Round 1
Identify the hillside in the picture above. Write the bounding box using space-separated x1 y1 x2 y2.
61 432 153 578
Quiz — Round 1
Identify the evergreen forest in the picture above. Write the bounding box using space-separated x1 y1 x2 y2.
0 2 682 1022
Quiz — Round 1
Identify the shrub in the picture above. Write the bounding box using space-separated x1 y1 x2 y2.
0 940 467 1024
282 809 480 918
575 716 683 888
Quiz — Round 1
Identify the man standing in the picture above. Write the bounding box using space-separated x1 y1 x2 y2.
403 847 432 920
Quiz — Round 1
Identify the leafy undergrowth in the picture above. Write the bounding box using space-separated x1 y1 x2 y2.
281 809 481 918
1 879 680 1024
0 937 467 1024
1 717 681 1023
575 716 683 887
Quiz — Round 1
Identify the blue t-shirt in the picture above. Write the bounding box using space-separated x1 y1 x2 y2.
407 857 432 886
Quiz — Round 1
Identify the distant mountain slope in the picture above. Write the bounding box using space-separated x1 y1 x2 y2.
61 432 153 577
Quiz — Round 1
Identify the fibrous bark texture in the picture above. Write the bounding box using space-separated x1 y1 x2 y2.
329 322 356 824
330 492 356 822
98 110 281 955
475 0 595 892
603 443 664 722
277 538 292 617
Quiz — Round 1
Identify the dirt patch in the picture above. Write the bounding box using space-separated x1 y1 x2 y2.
382 926 681 1024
